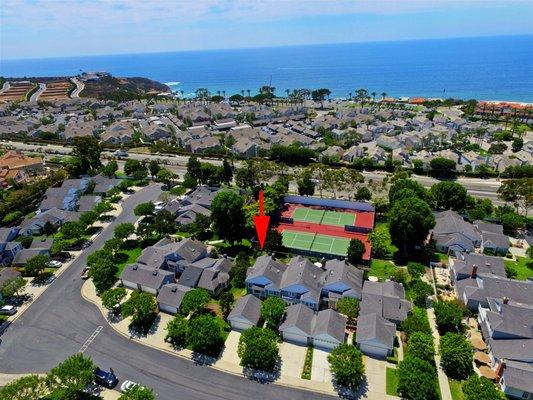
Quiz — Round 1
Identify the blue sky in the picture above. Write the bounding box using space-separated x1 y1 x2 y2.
1 0 532 60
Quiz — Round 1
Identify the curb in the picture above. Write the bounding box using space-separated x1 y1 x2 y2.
80 281 336 397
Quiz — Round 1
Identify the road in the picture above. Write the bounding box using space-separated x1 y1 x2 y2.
30 83 46 102
70 78 85 98
0 140 503 204
0 82 9 94
0 183 334 400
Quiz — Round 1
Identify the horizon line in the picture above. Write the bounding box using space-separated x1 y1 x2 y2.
2 33 531 62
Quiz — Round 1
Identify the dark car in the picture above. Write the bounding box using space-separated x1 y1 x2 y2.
93 367 118 388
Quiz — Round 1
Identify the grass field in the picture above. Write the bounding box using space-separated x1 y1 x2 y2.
504 257 533 280
449 379 464 400
292 207 355 227
386 368 399 396
115 246 143 276
367 259 397 281
282 230 350 256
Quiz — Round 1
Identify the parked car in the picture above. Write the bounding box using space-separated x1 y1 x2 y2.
120 380 143 393
0 305 17 315
81 267 90 280
153 201 165 211
45 275 56 284
46 260 62 268
93 367 118 389
114 150 128 158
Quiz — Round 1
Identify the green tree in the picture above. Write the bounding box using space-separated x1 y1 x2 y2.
397 356 439 400
101 160 118 177
231 253 251 288
462 375 505 400
24 254 49 276
95 200 114 216
134 202 155 216
407 262 426 279
368 228 393 259
79 210 98 227
388 178 427 205
440 332 474 379
0 276 26 298
188 213 211 240
409 279 433 307
434 300 463 334
60 221 85 240
355 186 372 201
311 88 331 108
89 257 118 294
114 222 135 240
327 344 365 390
187 314 224 355
101 287 127 310
71 136 102 174
210 191 246 243
238 327 279 371
165 314 189 347
124 159 147 179
46 353 94 400
407 332 435 363
429 181 468 212
186 155 202 181
430 157 456 177
121 291 158 331
297 169 315 196
347 238 366 265
156 168 176 187
511 137 524 152
389 197 435 256
180 288 210 316
335 297 359 325
0 374 46 400
119 385 156 400
260 297 286 328
500 211 523 235
263 229 284 253
219 291 234 317
401 308 432 338
148 160 160 179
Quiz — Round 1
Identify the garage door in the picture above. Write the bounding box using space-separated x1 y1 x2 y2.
159 304 177 315
282 332 308 346
230 320 253 332
359 343 389 358
313 338 338 350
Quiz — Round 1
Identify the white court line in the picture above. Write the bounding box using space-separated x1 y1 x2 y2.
79 326 103 353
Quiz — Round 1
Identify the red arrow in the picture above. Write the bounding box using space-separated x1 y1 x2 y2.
253 190 270 249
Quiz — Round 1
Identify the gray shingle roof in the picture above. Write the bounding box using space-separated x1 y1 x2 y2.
323 259 364 297
452 253 506 279
227 294 262 325
360 281 411 323
502 361 533 393
120 264 174 290
279 303 314 335
355 312 396 348
246 254 287 290
313 308 347 343
156 283 191 309
178 265 204 288
457 274 533 307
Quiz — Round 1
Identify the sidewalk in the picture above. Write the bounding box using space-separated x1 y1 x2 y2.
81 280 339 397
427 307 452 400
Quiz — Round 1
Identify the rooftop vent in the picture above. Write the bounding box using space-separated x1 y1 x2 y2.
132 265 138 270
171 286 177 292
152 270 158 276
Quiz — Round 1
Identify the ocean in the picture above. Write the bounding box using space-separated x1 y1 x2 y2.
1 35 532 102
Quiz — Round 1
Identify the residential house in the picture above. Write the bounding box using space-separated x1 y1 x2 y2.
355 312 396 358
278 303 347 350
474 221 510 255
245 254 288 299
449 253 506 282
12 237 54 266
120 264 175 295
430 210 481 253
359 280 412 325
0 227 21 266
321 258 364 307
342 145 364 162
156 283 191 314
227 294 262 331
19 208 80 236
0 267 21 300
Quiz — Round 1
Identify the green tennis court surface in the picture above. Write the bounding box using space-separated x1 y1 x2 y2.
291 207 355 227
282 230 350 256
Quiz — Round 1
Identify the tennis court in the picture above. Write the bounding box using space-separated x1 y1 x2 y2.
291 207 355 227
282 230 351 256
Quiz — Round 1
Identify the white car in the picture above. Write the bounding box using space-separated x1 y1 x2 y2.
153 201 165 211
120 380 140 393
0 305 17 315
46 260 62 268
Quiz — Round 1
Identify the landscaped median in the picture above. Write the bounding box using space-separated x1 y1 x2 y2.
80 280 337 397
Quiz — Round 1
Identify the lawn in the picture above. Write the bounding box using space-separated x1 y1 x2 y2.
230 286 247 300
504 257 533 280
373 222 397 258
115 246 143 276
386 367 399 396
367 259 397 281
449 379 464 400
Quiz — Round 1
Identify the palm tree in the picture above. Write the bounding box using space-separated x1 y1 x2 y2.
371 92 377 103
222 90 226 100
241 90 245 97
246 89 251 100
381 92 387 100
349 92 353 100
285 89 290 105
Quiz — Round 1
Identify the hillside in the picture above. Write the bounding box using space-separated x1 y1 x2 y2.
81 76 171 100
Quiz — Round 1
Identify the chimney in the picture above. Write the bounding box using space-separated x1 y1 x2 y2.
152 270 158 276
495 359 506 380
470 264 478 278
503 297 509 305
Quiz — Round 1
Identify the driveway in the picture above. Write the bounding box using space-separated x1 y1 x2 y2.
311 348 332 383
363 356 388 398
216 330 242 369
279 342 307 378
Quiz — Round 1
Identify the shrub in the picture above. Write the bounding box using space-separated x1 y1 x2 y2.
434 300 463 334
397 356 439 400
406 332 435 363
440 332 474 380
237 327 279 371
328 344 365 390
401 307 432 338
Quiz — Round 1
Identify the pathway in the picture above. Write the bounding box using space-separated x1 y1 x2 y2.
427 307 453 400
30 83 46 102
70 78 84 98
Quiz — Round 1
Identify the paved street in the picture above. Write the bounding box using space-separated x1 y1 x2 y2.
0 183 335 400
0 140 505 205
